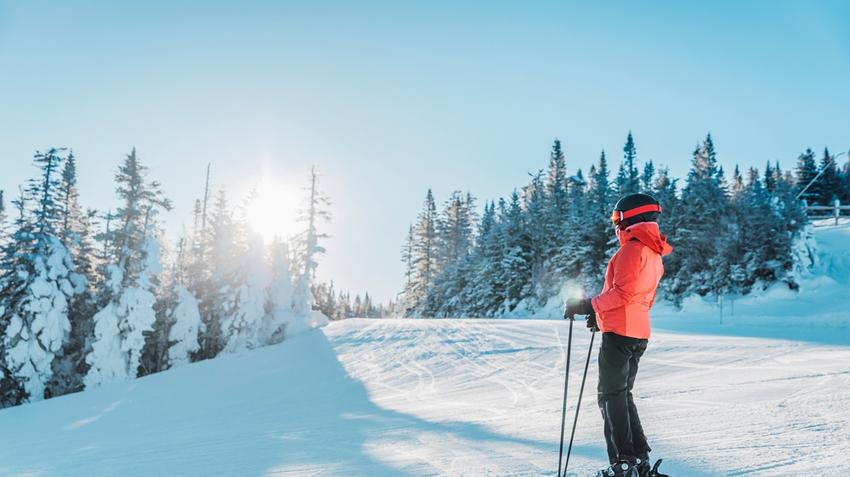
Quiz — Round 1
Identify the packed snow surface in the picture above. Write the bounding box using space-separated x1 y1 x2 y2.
0 318 847 476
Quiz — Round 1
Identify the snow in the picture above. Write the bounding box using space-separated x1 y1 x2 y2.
167 284 203 368
0 318 847 476
0 225 847 475
84 232 162 388
84 285 157 387
220 233 273 352
2 235 75 401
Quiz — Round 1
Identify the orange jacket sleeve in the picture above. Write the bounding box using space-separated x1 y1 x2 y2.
592 243 645 313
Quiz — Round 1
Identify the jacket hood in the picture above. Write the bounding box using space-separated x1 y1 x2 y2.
619 222 673 256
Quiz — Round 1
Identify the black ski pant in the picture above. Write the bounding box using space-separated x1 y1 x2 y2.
597 331 650 464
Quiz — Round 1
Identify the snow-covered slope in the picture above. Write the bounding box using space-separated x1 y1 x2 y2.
650 223 850 345
0 317 848 476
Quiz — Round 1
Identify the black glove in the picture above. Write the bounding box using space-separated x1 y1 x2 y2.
586 312 599 332
563 297 594 320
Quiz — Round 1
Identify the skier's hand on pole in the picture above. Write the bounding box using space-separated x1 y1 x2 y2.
564 297 593 320
586 312 600 332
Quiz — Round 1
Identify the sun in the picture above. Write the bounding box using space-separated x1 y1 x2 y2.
246 178 300 243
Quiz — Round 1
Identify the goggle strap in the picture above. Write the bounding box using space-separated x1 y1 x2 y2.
620 203 662 220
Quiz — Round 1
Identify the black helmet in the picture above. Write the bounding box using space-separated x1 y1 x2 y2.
611 193 661 229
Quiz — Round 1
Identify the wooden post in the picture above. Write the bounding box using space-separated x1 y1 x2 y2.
836 199 841 226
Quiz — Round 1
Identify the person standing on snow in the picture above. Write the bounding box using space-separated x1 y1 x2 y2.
564 193 673 477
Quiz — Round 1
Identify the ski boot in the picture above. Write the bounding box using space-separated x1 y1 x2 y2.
636 454 651 477
636 453 669 477
595 458 640 477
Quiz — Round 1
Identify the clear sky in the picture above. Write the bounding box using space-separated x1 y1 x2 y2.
1 1 849 303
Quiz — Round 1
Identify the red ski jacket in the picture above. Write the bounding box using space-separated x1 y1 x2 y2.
591 222 673 339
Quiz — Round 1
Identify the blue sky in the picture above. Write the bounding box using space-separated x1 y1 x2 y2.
1 1 849 303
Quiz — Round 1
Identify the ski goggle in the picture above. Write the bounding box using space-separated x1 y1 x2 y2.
610 204 662 226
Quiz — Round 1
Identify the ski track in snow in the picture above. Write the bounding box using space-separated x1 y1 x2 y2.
324 319 850 476
0 318 847 476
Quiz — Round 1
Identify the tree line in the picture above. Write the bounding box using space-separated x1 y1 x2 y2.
0 148 342 408
400 133 843 317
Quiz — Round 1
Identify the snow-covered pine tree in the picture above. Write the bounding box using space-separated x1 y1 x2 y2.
195 189 236 360
616 132 641 195
467 200 504 316
500 190 532 313
337 290 352 319
165 283 203 368
436 191 476 267
794 148 818 205
578 151 615 291
84 148 171 388
219 193 272 353
561 167 587 279
0 191 7 244
293 166 331 318
399 224 415 312
263 239 295 343
763 162 776 193
311 280 337 320
0 195 31 406
407 189 439 316
770 165 809 289
522 170 550 307
49 152 99 396
428 190 478 316
810 148 839 206
162 169 214 366
641 160 655 193
839 154 850 203
542 140 580 299
545 139 569 258
668 134 730 302
0 149 83 405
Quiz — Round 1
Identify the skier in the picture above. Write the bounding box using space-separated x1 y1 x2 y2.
564 193 672 477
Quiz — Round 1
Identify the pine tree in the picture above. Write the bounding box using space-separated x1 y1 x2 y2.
842 155 850 203
669 134 730 301
293 166 331 317
467 200 503 316
579 151 615 290
49 152 98 396
165 283 203 368
616 132 640 195
399 224 415 311
545 139 569 256
641 160 655 193
500 191 532 312
264 239 296 342
812 148 839 206
0 191 7 244
195 189 235 360
436 191 476 267
219 198 271 353
522 171 550 306
0 149 82 405
794 148 818 204
407 189 438 315
84 148 171 388
763 161 776 193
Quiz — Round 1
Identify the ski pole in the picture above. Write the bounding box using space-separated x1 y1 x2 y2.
556 317 573 477
564 329 596 476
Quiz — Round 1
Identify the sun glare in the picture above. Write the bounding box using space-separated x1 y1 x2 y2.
246 178 300 243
